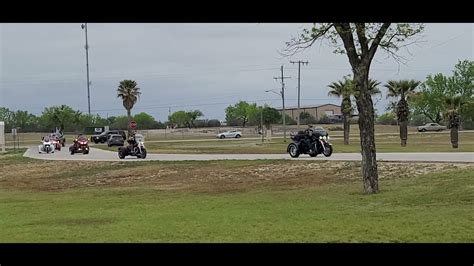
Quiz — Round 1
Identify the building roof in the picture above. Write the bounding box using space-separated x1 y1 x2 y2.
275 103 340 110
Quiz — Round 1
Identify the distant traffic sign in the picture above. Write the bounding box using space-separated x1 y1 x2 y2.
129 121 137 129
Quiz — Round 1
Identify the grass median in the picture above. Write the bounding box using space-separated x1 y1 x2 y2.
1 152 473 242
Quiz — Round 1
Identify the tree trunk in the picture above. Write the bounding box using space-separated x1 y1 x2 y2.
127 109 132 136
343 114 350 145
354 71 379 194
451 127 458 148
399 120 408 147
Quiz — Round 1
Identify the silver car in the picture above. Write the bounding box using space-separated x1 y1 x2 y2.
107 134 125 147
417 123 447 132
216 130 242 139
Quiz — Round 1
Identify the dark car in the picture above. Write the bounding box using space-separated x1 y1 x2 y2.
91 130 126 144
107 134 125 147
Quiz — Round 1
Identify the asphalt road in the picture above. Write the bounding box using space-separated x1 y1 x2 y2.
23 146 474 163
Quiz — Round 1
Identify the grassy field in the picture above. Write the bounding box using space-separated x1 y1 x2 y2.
1 152 473 242
94 131 474 154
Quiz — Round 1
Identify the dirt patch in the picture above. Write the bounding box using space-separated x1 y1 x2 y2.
1 159 472 193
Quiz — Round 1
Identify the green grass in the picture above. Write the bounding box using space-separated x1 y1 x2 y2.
0 154 472 242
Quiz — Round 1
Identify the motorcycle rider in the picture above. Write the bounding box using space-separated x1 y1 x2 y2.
127 132 139 152
127 132 137 145
303 125 315 152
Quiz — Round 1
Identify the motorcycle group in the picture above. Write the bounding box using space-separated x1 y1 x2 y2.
38 125 332 159
38 129 147 159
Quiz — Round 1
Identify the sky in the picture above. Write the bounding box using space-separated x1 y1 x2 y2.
1 23 473 122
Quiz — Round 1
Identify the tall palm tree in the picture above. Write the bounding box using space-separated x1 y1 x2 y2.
328 77 381 145
444 96 463 148
328 77 353 145
117 80 141 135
385 79 420 147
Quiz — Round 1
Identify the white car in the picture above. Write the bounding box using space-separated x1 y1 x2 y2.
216 130 242 139
417 123 447 132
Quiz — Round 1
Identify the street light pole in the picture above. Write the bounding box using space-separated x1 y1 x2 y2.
260 107 264 143
81 23 91 116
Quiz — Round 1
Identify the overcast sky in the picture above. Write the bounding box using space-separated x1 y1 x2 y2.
1 23 473 121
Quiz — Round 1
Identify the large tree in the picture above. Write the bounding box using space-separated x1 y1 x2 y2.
41 105 77 131
285 23 424 194
225 101 257 127
258 105 281 128
117 80 141 134
385 79 420 147
410 60 473 127
187 110 204 128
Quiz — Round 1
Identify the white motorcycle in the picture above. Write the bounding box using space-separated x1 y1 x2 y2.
38 136 55 154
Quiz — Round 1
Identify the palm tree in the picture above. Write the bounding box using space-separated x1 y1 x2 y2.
385 79 421 147
368 79 382 96
117 80 141 135
328 77 353 145
328 78 381 145
444 96 463 148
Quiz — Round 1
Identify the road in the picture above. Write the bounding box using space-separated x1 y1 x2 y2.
23 147 474 163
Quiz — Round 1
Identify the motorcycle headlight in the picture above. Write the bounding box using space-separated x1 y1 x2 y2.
319 136 322 139
327 136 330 140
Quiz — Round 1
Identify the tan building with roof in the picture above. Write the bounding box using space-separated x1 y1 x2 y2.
276 104 342 121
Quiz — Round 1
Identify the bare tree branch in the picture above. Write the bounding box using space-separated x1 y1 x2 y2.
334 23 360 68
355 23 369 56
368 23 391 62
281 23 334 57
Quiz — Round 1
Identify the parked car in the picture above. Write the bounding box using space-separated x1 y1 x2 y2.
216 130 242 139
91 130 127 143
417 123 447 132
107 134 125 147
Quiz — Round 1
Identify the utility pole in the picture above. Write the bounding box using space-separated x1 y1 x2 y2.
290 60 309 130
260 107 264 143
81 23 91 116
273 65 291 142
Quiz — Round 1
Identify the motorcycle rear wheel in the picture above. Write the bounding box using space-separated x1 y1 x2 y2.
118 148 126 159
288 144 300 158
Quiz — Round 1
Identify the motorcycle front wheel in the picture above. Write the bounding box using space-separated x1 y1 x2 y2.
323 144 333 157
140 148 147 159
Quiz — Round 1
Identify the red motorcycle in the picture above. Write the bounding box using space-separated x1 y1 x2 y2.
49 134 62 151
69 135 90 155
